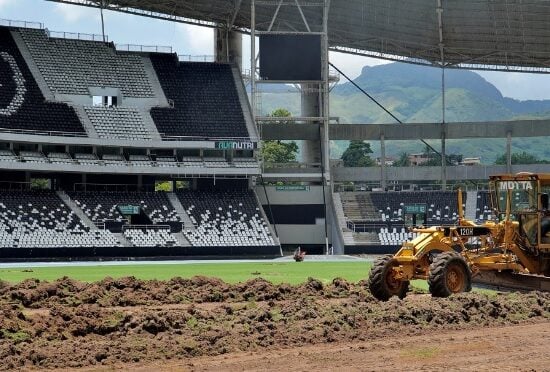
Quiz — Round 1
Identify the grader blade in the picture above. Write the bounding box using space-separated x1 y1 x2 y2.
473 272 550 292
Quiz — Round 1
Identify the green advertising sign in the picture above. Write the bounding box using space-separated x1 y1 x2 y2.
215 141 255 150
404 204 427 214
117 205 140 215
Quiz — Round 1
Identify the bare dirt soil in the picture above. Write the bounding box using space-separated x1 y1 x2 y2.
0 276 549 371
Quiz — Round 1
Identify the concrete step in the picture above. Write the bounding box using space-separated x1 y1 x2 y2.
57 191 98 231
114 232 132 247
174 232 190 247
167 193 195 231
11 30 54 101
141 110 162 141
141 55 170 107
232 65 258 141
72 105 99 138
465 191 478 221
253 190 281 250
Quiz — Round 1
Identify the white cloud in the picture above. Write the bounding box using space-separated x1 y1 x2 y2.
478 71 550 101
0 0 15 10
176 24 214 55
54 3 99 24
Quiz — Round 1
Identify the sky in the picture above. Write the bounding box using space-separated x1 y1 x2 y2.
2 0 550 101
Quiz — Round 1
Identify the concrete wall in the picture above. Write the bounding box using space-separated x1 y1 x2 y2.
332 164 550 182
0 160 260 176
255 185 325 204
255 185 333 247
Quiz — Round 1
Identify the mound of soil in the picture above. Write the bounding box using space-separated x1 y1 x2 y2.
0 277 548 369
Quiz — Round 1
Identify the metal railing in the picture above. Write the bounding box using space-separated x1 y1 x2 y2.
0 126 88 138
334 182 489 192
178 54 215 62
46 29 107 42
159 133 255 142
263 162 322 169
0 181 35 191
0 18 43 29
346 221 401 232
116 44 172 53
94 221 106 230
73 183 156 192
122 224 172 232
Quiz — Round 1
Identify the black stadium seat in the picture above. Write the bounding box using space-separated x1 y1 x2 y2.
0 190 119 248
177 189 274 247
68 191 182 232
150 54 249 139
0 27 85 134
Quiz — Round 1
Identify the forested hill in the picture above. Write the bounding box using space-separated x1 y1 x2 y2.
258 62 550 163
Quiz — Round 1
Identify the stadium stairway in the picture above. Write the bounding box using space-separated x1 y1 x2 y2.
167 193 195 231
231 66 259 140
466 191 478 221
140 110 162 141
113 233 132 247
141 55 170 107
332 193 355 246
10 30 55 101
56 191 99 231
72 106 99 138
340 192 380 221
252 191 282 250
173 232 190 247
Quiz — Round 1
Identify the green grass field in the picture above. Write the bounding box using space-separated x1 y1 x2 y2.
0 261 373 285
0 261 496 293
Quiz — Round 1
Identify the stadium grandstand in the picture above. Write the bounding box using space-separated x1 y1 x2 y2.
2 0 550 259
0 21 277 259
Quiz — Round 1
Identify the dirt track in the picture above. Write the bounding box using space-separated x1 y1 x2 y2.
126 323 550 371
0 276 549 370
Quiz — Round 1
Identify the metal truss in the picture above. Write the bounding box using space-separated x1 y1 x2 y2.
42 0 550 74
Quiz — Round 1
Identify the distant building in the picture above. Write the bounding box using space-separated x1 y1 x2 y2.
408 153 431 166
460 157 481 166
376 157 396 166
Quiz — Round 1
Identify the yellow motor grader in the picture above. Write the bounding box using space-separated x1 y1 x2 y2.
368 173 550 300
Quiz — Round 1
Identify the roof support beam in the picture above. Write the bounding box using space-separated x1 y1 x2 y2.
327 120 550 141
228 0 243 30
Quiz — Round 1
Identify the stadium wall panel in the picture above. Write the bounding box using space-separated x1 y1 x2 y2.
0 246 281 260
344 245 400 255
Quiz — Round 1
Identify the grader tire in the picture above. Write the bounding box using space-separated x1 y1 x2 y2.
428 252 472 298
368 254 409 301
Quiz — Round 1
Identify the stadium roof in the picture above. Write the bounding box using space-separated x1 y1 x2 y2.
46 0 550 72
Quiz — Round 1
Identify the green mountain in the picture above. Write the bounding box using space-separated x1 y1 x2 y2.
258 62 550 163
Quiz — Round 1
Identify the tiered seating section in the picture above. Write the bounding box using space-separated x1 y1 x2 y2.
378 227 419 246
0 27 85 134
150 54 249 138
68 191 182 232
0 189 275 249
84 106 151 140
20 151 47 163
48 152 73 164
18 28 154 97
476 191 494 221
342 191 466 247
0 190 119 248
0 150 17 162
177 190 274 247
0 149 257 169
1 26 254 142
124 227 176 247
369 191 463 224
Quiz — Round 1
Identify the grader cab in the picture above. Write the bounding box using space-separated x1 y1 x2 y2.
368 173 550 301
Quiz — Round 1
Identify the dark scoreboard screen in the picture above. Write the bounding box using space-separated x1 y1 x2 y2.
259 34 322 81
